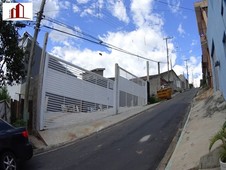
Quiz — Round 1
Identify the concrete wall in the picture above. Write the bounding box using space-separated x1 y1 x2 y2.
207 0 226 100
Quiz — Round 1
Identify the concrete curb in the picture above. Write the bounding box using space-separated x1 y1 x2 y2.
163 89 199 170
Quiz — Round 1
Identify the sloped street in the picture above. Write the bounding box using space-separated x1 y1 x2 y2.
22 89 197 170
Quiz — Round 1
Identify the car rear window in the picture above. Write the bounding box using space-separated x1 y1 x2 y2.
0 119 13 131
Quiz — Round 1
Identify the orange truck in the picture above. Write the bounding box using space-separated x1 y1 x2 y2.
157 87 172 100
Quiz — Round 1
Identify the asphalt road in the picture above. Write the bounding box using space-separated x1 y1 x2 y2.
23 88 198 170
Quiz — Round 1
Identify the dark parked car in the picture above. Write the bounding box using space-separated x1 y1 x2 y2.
0 119 33 170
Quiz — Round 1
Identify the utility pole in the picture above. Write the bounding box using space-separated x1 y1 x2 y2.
114 64 119 115
163 37 173 83
158 62 160 89
146 61 149 82
24 0 46 131
184 59 189 89
36 32 48 130
146 61 150 104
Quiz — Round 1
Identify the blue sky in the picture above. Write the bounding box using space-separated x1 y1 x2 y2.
19 0 202 87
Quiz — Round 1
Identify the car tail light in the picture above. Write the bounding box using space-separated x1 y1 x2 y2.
22 130 29 138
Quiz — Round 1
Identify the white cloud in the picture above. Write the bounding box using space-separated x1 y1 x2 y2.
43 0 201 87
77 0 90 4
108 0 129 23
98 0 104 9
48 0 177 78
73 4 80 13
49 24 77 43
72 1 103 18
59 1 70 9
80 7 96 17
167 0 181 13
191 40 197 46
130 0 151 27
130 0 163 28
177 23 185 36
51 24 177 79
51 45 117 77
31 0 60 18
173 55 201 87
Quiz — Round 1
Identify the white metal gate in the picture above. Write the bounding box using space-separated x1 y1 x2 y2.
38 56 147 130
114 64 147 114
39 54 114 130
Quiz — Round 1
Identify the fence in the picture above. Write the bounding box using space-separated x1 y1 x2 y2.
38 54 114 130
37 55 147 130
0 100 10 122
114 64 147 114
10 99 33 125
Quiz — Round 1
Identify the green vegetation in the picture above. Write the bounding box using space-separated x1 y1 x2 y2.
12 119 27 127
209 121 226 162
149 96 160 104
0 86 10 102
0 11 26 86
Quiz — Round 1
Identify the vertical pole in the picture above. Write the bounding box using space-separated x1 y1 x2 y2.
170 58 172 70
158 62 160 89
39 54 49 130
165 38 169 82
146 61 149 81
24 0 46 130
146 61 150 104
185 59 189 89
36 32 48 130
163 37 173 84
114 63 119 114
192 71 194 86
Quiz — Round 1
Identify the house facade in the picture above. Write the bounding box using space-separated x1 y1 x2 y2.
194 0 213 88
207 0 226 99
141 69 183 96
178 74 187 90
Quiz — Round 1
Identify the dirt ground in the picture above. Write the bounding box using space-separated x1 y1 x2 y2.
166 88 226 170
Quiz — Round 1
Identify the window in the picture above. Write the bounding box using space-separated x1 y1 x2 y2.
202 7 208 17
211 40 215 57
223 32 226 44
223 32 226 56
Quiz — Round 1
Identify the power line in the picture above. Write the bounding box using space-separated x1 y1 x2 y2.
42 23 166 63
153 0 194 12
42 16 165 63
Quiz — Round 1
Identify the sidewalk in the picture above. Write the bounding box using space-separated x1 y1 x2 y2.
165 88 226 170
30 104 159 154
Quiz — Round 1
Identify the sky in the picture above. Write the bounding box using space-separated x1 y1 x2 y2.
18 0 202 87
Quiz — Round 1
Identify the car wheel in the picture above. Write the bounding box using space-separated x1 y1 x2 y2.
0 151 17 170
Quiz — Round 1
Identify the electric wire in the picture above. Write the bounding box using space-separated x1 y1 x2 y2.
33 4 169 63
42 24 166 63
153 0 194 12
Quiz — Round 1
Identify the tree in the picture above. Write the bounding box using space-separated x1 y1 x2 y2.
0 5 26 87
0 86 10 102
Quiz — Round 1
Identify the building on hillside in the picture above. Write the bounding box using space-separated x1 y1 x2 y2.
8 32 43 100
90 68 105 76
178 74 187 90
194 0 213 88
206 0 226 100
141 70 183 96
